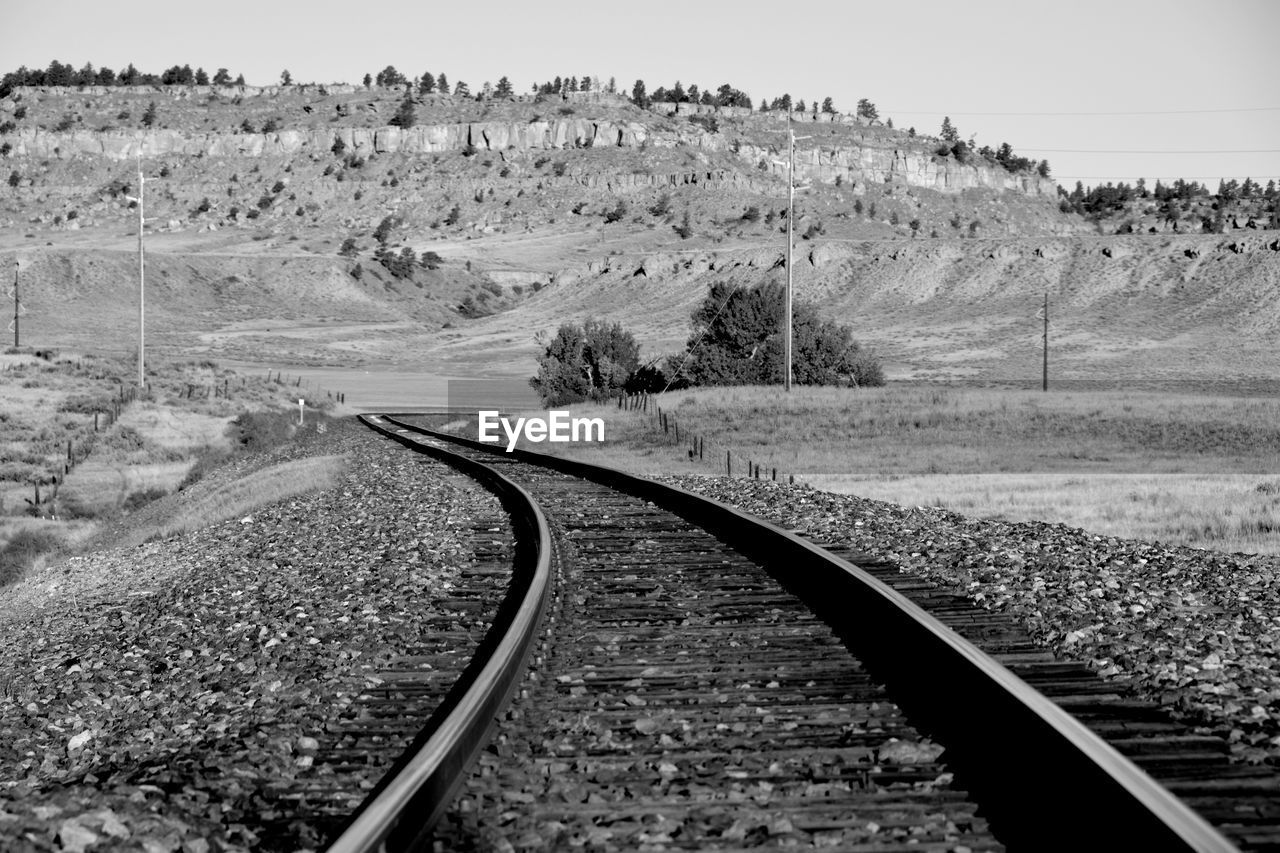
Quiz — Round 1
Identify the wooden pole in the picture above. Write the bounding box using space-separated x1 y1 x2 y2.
136 159 145 389
11 259 18 348
785 115 794 392
1042 292 1049 393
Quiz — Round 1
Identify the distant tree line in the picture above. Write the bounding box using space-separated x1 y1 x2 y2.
532 75 602 97
362 66 533 105
638 80 753 110
1060 176 1279 230
0 61 245 97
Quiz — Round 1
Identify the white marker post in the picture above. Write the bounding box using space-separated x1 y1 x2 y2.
298 398 305 425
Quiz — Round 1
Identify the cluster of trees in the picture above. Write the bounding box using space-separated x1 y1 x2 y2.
639 80 753 110
363 215 445 277
631 80 751 110
753 96 882 120
530 282 883 406
533 75 604 97
934 117 1050 177
364 67 529 103
374 245 421 279
365 67 452 94
758 95 837 115
1060 176 1279 223
364 67 624 101
1 61 244 96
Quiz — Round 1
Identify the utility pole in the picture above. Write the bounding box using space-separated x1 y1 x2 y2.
10 259 17 348
783 116 812 392
785 115 794 392
126 157 145 389
1042 292 1049 392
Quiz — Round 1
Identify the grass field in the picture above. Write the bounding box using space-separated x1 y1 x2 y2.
508 384 1280 555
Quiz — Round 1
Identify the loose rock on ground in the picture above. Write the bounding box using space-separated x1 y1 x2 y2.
0 420 496 851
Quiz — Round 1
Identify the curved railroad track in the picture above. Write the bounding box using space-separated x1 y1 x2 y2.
317 413 1280 852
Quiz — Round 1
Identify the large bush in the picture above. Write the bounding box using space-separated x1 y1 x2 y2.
668 282 883 388
530 319 642 406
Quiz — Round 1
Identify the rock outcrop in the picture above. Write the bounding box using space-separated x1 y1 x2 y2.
2 119 650 160
3 118 1053 198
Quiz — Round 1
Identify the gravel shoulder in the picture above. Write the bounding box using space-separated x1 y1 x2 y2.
0 419 499 852
661 474 1280 767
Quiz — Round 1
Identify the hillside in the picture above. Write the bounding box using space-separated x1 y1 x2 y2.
1 83 1277 387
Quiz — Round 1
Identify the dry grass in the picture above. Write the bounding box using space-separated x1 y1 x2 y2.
122 454 348 546
58 461 196 519
811 472 1280 555
504 385 1280 554
115 404 234 454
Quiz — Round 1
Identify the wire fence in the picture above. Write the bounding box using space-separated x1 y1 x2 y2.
262 369 347 405
617 392 804 488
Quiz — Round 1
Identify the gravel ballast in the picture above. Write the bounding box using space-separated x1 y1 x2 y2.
0 420 499 852
661 474 1280 767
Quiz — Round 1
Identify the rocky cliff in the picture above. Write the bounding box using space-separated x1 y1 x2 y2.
3 120 1055 199
2 119 650 160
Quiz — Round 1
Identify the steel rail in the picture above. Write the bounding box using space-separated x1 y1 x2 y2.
376 413 1237 853
324 415 554 853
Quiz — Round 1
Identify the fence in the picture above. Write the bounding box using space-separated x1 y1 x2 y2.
264 370 346 405
617 393 802 487
23 382 141 516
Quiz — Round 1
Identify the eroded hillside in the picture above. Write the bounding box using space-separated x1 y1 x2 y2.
0 83 1276 383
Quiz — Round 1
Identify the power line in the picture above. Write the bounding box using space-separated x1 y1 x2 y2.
1053 175 1280 181
889 106 1280 117
1020 148 1280 154
659 281 744 394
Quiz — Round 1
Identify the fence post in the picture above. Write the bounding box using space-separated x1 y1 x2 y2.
772 468 777 482
674 421 679 444
699 437 704 460
726 451 731 477
789 474 795 485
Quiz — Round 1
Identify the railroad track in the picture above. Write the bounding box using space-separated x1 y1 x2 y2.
318 414 1278 852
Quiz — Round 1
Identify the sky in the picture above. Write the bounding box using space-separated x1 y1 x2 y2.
6 0 1278 189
